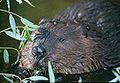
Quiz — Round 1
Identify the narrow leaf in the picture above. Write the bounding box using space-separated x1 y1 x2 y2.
19 29 26 49
16 0 22 4
9 14 16 35
112 70 120 82
24 26 32 41
27 27 38 31
19 40 25 49
116 67 120 74
78 76 82 82
17 28 20 35
109 78 118 82
21 17 39 29
3 75 13 83
23 0 35 7
6 0 10 11
22 80 29 83
5 31 25 40
3 49 9 64
29 76 48 81
48 61 55 83
20 28 25 37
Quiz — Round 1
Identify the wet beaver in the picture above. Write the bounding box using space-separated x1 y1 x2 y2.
19 0 120 76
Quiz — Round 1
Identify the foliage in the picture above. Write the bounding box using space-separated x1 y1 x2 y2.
0 0 38 66
0 62 54 83
0 0 56 83
16 0 35 7
3 49 9 64
0 0 120 83
109 67 120 82
48 61 55 83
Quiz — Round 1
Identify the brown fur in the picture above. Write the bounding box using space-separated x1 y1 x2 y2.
20 0 120 74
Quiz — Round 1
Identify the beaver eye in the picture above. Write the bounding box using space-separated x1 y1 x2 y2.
58 38 65 42
32 45 47 58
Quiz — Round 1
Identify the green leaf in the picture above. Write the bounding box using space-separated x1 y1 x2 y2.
78 76 82 82
16 0 22 4
19 40 25 49
24 26 32 41
3 75 13 83
17 28 20 35
116 67 120 74
19 29 26 49
1 73 22 83
27 27 38 31
22 80 29 83
109 78 118 82
29 76 48 81
23 0 35 7
48 61 55 83
3 49 9 64
20 28 25 37
21 17 39 29
6 0 10 11
5 31 25 41
112 70 120 82
9 14 16 35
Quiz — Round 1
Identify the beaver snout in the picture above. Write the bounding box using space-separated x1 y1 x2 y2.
32 45 47 58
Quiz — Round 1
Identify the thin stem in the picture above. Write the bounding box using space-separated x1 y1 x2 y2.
0 47 19 54
0 26 25 34
0 47 20 65
0 9 22 18
0 28 11 34
0 73 22 83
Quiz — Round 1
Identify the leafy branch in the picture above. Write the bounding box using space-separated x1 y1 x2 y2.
0 0 39 68
0 9 22 18
0 47 20 65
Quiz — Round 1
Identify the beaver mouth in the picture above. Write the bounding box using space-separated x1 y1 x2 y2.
31 45 48 59
30 48 105 75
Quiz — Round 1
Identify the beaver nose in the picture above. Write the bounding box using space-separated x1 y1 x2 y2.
32 45 47 58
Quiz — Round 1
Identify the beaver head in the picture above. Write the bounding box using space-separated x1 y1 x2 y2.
20 0 120 75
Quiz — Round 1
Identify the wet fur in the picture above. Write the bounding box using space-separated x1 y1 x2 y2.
20 0 120 74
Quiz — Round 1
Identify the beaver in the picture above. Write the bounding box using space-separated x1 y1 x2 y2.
19 0 120 78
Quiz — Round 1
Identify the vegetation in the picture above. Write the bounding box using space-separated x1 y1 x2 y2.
0 0 119 83
0 0 55 83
